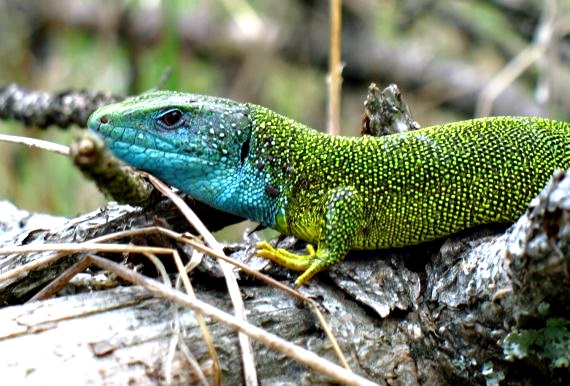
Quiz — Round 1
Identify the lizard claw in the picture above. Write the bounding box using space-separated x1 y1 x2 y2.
256 240 324 286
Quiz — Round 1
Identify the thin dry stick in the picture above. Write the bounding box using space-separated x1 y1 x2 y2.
87 254 378 386
142 252 171 286
145 177 351 371
176 332 211 386
171 248 222 386
28 251 171 301
0 243 368 382
166 302 210 386
0 134 70 155
475 0 558 117
0 250 70 283
0 244 173 282
182 238 351 370
0 224 350 370
475 45 538 117
534 0 558 107
0 226 198 284
101 225 348 369
0 241 220 385
327 0 343 135
29 256 94 302
0 228 172 283
144 249 215 386
164 331 181 385
109 226 350 369
146 173 258 386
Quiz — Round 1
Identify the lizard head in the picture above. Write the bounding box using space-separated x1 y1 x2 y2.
87 90 253 203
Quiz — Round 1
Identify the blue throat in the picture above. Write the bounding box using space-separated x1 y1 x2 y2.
108 140 279 227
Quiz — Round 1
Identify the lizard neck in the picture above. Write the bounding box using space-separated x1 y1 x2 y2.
211 168 282 228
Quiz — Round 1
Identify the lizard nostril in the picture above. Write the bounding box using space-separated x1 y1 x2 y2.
99 115 109 124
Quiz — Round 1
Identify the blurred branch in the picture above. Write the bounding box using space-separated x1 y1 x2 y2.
475 45 539 117
0 84 121 129
340 36 545 117
8 0 558 118
475 0 561 116
70 133 154 206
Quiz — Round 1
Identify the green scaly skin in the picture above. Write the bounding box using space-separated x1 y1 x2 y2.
87 91 570 286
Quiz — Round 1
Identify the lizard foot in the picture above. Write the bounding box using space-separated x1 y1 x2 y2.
256 241 325 287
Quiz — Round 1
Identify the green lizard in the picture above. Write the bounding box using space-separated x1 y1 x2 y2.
87 91 570 287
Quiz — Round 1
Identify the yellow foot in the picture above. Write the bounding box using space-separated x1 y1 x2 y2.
256 241 325 287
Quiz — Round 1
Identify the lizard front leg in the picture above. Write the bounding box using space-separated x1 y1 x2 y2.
257 186 364 287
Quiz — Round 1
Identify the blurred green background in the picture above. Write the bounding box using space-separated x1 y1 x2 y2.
0 0 569 219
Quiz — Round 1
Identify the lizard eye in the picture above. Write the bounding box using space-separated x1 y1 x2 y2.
158 109 183 128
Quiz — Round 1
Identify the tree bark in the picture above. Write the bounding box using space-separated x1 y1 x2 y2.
1 167 570 384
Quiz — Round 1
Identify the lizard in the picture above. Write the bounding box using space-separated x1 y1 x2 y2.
87 90 570 287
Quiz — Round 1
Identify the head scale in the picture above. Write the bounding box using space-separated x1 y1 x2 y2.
87 91 253 204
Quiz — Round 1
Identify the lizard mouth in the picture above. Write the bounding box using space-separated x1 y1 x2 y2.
88 110 170 152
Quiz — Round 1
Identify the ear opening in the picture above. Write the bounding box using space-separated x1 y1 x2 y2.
240 137 251 164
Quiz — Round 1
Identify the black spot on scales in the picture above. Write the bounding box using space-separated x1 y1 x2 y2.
265 184 280 198
240 138 250 164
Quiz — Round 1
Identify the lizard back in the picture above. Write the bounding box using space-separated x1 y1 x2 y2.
248 109 570 249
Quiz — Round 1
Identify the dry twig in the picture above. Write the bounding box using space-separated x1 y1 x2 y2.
327 0 343 135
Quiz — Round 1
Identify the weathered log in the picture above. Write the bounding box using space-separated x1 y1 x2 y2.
1 168 569 384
